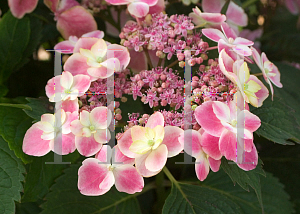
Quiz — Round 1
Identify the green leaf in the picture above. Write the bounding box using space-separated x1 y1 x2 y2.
23 97 53 122
0 106 33 163
162 168 293 214
0 137 25 214
15 202 42 214
41 165 143 214
0 11 30 84
221 158 265 212
0 103 31 110
251 62 300 145
221 0 230 15
22 151 80 203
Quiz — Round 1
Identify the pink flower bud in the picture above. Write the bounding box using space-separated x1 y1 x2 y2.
177 53 185 61
161 99 167 106
115 114 122 120
160 74 166 81
157 87 163 93
192 76 199 81
137 80 144 87
191 81 198 88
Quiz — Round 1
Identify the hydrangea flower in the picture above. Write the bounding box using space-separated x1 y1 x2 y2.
45 71 91 102
189 6 226 28
64 38 130 81
8 0 38 19
252 47 283 99
70 106 112 156
78 145 144 195
178 129 221 181
202 23 254 59
106 0 158 18
118 112 184 177
23 110 78 156
219 49 269 107
194 100 260 170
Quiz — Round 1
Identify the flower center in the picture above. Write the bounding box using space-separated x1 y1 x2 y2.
228 38 234 44
89 125 96 133
108 165 114 171
64 89 71 94
148 139 155 147
96 57 103 63
231 119 237 127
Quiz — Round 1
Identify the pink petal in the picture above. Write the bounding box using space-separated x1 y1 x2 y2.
64 53 90 76
201 131 222 160
75 136 102 157
94 129 111 144
127 50 147 73
45 76 61 102
200 13 227 24
60 71 73 89
226 1 248 27
54 40 75 54
60 99 79 113
78 158 112 196
105 0 131 5
128 2 149 18
145 112 164 128
95 144 112 163
161 126 183 157
135 152 161 177
62 111 78 134
8 0 38 19
221 23 237 39
117 128 136 158
148 0 165 15
285 0 300 14
237 144 258 171
50 133 76 155
44 0 59 12
56 0 80 13
251 47 262 68
113 165 144 194
219 129 237 161
195 154 210 181
99 171 115 192
107 44 130 70
248 75 269 107
145 144 168 172
56 6 97 39
208 157 221 172
194 101 224 137
202 0 223 13
212 101 231 123
72 74 91 96
82 30 104 39
178 130 202 158
73 37 99 53
113 145 135 165
238 110 261 133
139 0 158 6
22 122 51 156
233 37 254 46
202 28 226 42
238 137 254 153
233 45 252 57
90 107 112 129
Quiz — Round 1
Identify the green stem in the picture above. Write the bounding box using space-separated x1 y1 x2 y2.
158 58 163 67
167 60 179 68
155 171 167 212
253 73 263 76
30 13 50 24
144 49 153 69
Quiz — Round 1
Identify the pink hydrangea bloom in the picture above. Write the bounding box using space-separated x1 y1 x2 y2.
194 100 260 170
178 130 221 181
8 0 38 19
219 49 269 107
54 30 105 54
118 112 184 177
202 0 248 33
45 71 91 102
78 145 144 195
64 38 130 81
189 6 226 29
44 0 97 39
202 23 254 59
23 109 77 156
106 0 158 18
70 106 112 156
252 47 283 100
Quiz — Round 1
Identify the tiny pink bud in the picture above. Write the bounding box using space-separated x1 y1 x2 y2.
161 99 167 106
160 74 167 81
203 75 210 82
204 97 211 102
199 64 206 71
115 114 122 120
192 76 199 81
179 61 185 68
157 87 163 93
161 82 166 88
177 53 185 61
137 80 144 87
121 97 127 102
142 114 149 119
191 81 198 88
135 74 141 81
153 101 159 107
151 87 156 92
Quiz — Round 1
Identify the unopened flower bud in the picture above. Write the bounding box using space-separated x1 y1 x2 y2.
121 96 127 102
200 53 208 60
179 61 185 68
115 114 122 120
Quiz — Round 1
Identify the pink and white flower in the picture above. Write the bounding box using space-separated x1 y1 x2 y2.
23 109 78 156
105 0 158 18
189 6 226 29
78 145 144 195
194 100 260 170
178 129 221 181
202 23 254 59
54 30 105 54
118 112 184 177
64 38 130 81
219 49 269 107
8 0 38 19
202 0 248 34
252 47 283 99
45 71 91 102
70 106 112 156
